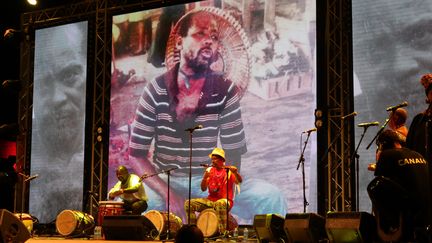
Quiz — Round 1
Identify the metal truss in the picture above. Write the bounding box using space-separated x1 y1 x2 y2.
17 0 183 218
18 0 355 217
324 0 354 212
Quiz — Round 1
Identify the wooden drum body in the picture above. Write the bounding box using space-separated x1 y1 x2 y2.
56 210 95 236
144 210 182 239
196 208 238 237
98 201 124 225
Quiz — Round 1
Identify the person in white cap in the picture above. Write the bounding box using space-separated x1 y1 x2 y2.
185 147 242 235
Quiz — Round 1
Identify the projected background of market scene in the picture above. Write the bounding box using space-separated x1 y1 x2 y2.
108 0 316 224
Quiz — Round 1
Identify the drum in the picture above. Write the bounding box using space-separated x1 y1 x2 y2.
143 210 182 239
196 208 238 237
98 201 124 225
56 210 95 236
14 213 34 233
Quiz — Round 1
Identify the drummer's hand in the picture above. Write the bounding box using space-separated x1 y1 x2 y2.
112 189 123 197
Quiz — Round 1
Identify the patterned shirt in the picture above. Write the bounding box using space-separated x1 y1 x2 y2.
207 167 237 207
129 68 247 175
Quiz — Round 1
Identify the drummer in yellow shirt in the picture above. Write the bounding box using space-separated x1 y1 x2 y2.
108 165 148 215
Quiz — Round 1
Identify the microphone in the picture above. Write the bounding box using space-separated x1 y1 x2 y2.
386 101 408 111
341 111 358 120
200 164 212 168
25 174 38 182
302 128 317 133
185 124 203 132
357 121 380 128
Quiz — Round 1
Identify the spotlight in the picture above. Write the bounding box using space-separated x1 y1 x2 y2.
27 0 37 6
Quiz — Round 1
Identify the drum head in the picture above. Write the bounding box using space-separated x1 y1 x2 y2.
144 210 164 233
56 210 78 236
99 201 124 207
197 209 218 237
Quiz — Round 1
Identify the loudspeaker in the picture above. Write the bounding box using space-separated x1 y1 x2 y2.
325 212 377 243
253 214 288 243
102 215 159 241
284 213 327 243
0 209 31 243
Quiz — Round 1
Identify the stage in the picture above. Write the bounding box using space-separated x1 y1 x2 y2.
25 237 257 243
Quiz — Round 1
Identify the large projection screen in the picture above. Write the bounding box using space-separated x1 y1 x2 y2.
109 0 316 224
30 21 88 223
353 1 432 211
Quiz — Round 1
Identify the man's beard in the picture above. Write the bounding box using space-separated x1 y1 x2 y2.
187 49 214 74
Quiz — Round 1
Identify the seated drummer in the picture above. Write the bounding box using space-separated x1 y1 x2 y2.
184 148 242 235
108 165 148 215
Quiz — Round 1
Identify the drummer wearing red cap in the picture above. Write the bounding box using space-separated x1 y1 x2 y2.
185 147 242 235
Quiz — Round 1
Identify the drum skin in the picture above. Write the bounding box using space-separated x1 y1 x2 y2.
56 210 95 236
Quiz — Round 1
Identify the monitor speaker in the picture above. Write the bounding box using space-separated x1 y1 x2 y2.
0 209 31 243
284 213 327 243
102 215 159 241
325 212 377 243
253 214 288 243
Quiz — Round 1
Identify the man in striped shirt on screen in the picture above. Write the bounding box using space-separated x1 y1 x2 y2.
128 9 286 223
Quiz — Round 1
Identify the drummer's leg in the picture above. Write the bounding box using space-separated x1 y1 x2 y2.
131 200 148 215
214 199 229 234
184 198 212 224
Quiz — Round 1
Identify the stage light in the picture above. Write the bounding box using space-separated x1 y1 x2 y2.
27 0 37 6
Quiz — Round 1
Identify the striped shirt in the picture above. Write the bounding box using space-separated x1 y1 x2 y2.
129 68 247 175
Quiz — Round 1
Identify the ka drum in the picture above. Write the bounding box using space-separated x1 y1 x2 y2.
143 210 182 239
55 210 95 237
97 201 124 225
196 208 238 237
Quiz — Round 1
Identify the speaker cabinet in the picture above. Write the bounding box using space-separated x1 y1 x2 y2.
102 215 159 241
0 209 31 243
253 214 288 243
284 213 327 243
325 212 377 243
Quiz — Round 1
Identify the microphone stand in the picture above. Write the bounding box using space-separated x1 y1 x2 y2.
186 129 195 225
225 166 230 237
140 168 177 240
18 172 34 220
297 131 312 213
351 126 370 211
366 117 391 150
164 167 176 240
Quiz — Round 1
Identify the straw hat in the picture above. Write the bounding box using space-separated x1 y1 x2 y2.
209 147 225 161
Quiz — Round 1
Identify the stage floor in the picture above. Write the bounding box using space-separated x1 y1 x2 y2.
26 237 258 243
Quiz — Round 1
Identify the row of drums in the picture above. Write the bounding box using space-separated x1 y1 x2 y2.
54 201 238 239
